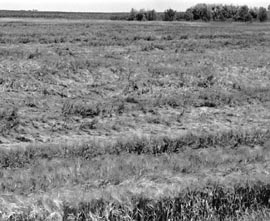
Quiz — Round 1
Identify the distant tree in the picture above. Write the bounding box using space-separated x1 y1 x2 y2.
184 9 194 21
128 8 157 21
249 7 258 19
136 9 147 21
268 5 270 11
211 5 226 21
258 7 268 22
164 8 177 21
223 5 239 20
128 8 137 20
146 9 157 21
188 4 212 21
188 5 198 20
236 5 252 22
202 5 212 21
176 12 185 21
182 3 267 22
245 13 253 22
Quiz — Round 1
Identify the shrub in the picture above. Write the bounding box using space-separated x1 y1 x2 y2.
258 7 268 22
164 8 177 21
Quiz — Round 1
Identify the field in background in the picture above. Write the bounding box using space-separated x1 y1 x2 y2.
1 19 270 220
0 10 131 20
0 9 269 21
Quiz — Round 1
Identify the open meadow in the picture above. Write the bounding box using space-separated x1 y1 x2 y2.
1 19 270 220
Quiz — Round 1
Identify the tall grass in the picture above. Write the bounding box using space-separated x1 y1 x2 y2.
1 128 269 168
63 182 270 220
3 182 270 220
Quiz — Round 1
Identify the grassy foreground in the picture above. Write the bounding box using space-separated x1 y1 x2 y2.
1 19 270 220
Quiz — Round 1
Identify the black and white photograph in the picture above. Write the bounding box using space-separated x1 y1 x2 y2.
0 0 270 220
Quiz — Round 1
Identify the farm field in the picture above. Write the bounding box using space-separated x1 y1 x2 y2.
1 19 270 220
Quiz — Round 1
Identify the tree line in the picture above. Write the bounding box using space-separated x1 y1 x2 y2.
112 4 270 22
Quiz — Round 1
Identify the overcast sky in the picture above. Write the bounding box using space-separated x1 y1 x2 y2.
1 0 269 12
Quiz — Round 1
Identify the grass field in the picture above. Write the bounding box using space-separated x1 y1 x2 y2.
1 19 270 220
0 10 130 20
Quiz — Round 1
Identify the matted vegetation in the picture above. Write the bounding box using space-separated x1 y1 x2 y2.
0 19 270 220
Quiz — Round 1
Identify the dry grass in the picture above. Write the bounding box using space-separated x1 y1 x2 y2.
1 19 270 220
1 144 270 220
1 128 269 168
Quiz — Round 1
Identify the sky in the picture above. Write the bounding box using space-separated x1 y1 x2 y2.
1 0 269 12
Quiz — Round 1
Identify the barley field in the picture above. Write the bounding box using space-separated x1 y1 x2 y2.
1 18 270 220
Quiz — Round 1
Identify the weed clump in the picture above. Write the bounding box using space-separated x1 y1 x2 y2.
0 107 19 135
62 99 101 118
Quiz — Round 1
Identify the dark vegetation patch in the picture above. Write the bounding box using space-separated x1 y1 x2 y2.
62 182 270 221
0 107 19 135
4 182 270 220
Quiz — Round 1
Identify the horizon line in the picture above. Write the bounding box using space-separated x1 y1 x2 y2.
0 4 269 14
